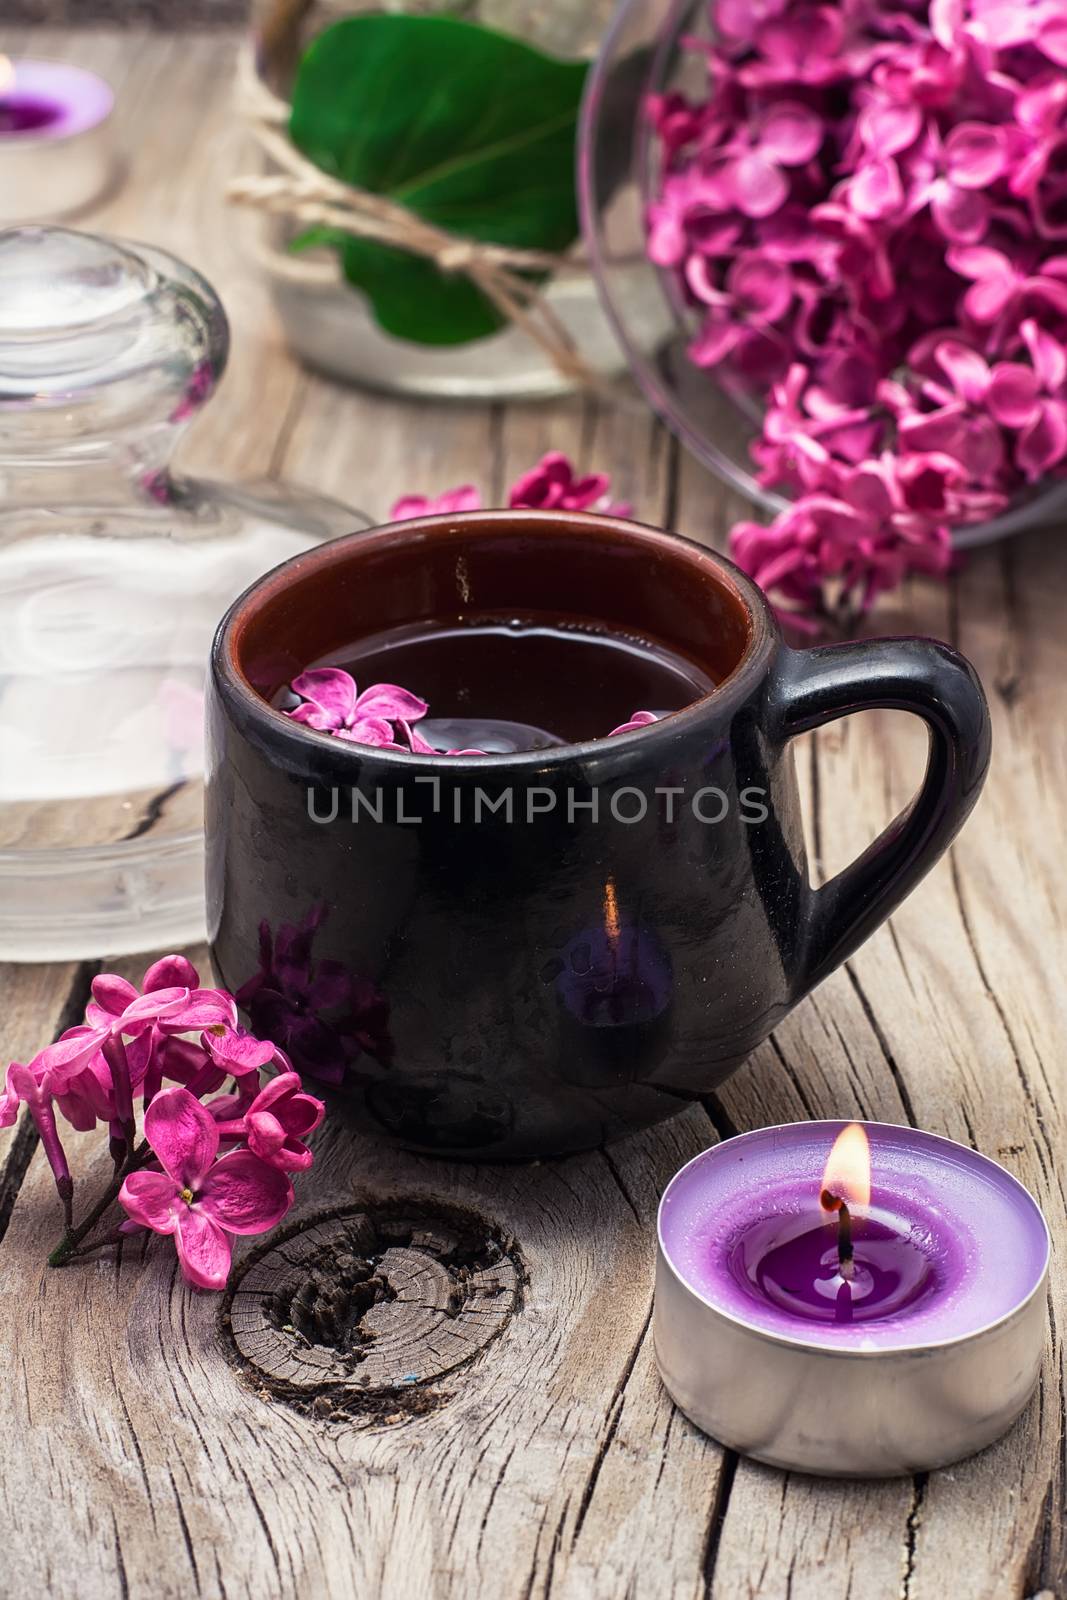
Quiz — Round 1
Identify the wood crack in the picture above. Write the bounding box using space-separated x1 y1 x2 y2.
571 1300 654 1545
111 1509 130 1600
809 731 824 883
701 1093 741 1141
768 1032 820 1121
826 1011 873 1116
886 920 918 1000
663 432 681 532
599 1145 641 1227
992 543 1025 709
541 1497 570 1597
267 370 310 479
488 404 506 504
700 1448 739 1597
0 958 98 1241
900 1473 927 1600
166 1465 202 1588
239 1464 284 1581
121 779 187 843
0 1113 42 1250
948 853 1055 1183
476 1441 517 1560
115 1373 156 1522
842 961 918 1127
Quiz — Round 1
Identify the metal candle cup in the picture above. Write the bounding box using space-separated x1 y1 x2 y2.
655 1122 1050 1477
0 59 115 224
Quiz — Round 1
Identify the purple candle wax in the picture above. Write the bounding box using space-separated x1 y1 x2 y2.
0 60 113 141
0 97 63 135
735 1201 937 1325
659 1122 1049 1351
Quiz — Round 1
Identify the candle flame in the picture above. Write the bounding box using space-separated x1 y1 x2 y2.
0 57 14 97
603 876 621 954
820 1123 871 1212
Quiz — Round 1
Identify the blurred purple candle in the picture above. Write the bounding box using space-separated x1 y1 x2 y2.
0 58 111 139
0 58 114 223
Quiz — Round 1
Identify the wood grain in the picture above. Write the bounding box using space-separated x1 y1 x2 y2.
0 1064 728 1600
2 25 1066 1600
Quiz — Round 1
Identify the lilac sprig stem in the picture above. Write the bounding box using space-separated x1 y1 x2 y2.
48 1139 151 1268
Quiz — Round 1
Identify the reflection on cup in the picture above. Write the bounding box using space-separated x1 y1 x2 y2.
551 878 673 1088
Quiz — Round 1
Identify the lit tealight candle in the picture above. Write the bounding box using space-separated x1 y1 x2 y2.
0 58 115 224
655 1121 1050 1476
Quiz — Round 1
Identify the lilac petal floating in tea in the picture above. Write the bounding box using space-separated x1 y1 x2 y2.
403 718 489 756
286 666 663 753
608 710 660 737
290 668 428 744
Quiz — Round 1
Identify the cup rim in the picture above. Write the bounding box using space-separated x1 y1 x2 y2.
212 508 779 769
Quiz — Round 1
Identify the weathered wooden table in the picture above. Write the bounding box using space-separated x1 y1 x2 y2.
3 28 1065 1600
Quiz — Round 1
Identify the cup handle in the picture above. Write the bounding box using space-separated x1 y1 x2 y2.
767 638 991 997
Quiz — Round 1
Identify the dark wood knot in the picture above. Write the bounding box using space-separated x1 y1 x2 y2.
221 1201 523 1421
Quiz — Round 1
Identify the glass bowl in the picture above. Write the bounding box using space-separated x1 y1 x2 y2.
578 0 1067 550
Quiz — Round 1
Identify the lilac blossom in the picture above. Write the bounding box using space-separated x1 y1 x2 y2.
388 452 630 523
5 956 327 1290
644 0 1067 626
987 320 1067 479
508 451 632 517
284 667 671 757
389 485 481 520
119 1089 293 1291
288 669 428 748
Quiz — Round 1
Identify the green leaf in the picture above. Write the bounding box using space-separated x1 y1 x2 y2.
289 14 587 345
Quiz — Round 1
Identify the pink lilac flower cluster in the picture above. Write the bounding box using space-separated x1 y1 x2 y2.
285 668 659 754
2 955 324 1290
390 449 632 522
647 0 1067 625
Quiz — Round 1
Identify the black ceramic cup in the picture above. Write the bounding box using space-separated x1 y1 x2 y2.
207 510 990 1158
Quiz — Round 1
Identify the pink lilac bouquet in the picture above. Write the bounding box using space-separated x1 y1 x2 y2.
283 452 657 754
647 0 1067 627
3 955 325 1290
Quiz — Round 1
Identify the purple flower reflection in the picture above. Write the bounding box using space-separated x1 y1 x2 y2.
236 907 392 1086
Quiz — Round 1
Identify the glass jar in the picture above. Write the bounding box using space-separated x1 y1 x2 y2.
0 225 359 961
579 0 1067 550
243 0 672 399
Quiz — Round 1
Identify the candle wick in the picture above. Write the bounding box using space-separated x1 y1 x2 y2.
820 1188 855 1281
